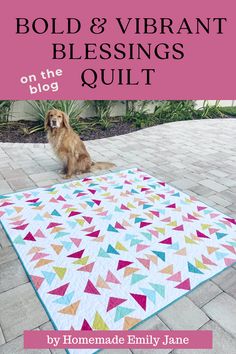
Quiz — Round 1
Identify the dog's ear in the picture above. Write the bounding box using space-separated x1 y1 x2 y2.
62 112 70 129
44 110 51 130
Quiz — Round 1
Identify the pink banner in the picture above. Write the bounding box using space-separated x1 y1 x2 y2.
0 0 235 99
24 330 212 349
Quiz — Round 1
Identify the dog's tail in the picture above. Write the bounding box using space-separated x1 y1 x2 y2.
90 161 116 172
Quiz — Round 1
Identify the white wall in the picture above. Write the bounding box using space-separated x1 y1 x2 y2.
10 100 236 121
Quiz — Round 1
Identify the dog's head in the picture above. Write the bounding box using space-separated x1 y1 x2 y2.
45 109 70 130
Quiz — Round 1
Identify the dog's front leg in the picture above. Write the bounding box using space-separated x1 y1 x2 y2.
64 156 74 179
60 164 68 174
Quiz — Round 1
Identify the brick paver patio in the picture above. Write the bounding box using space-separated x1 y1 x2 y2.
0 118 236 354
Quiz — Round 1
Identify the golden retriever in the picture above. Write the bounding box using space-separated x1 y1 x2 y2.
45 109 116 178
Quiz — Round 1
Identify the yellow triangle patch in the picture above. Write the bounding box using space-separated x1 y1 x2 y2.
73 256 89 265
185 236 197 244
76 219 85 226
201 224 211 230
53 266 67 280
195 259 209 270
167 221 177 227
93 312 109 330
115 242 128 251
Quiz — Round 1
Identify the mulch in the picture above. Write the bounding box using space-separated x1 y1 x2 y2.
0 120 140 143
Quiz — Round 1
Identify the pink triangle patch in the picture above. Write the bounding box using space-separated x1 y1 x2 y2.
31 252 49 261
115 222 126 230
81 319 92 331
107 297 127 312
67 250 85 259
48 283 69 296
86 230 100 238
34 229 45 238
117 260 133 270
137 258 150 269
201 255 217 266
196 230 210 239
106 271 121 284
140 221 152 228
24 232 36 241
197 206 207 212
84 280 100 295
130 293 147 310
83 216 93 224
47 222 62 229
167 271 182 282
136 244 149 252
224 258 236 266
31 275 44 290
159 237 172 245
175 278 191 291
77 262 95 273
173 225 184 231
70 238 82 248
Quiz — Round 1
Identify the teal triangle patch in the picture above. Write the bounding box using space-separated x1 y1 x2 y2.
152 251 165 262
61 241 73 251
130 239 143 247
125 233 136 241
114 306 135 322
34 214 44 221
14 235 25 245
188 262 203 274
141 232 152 241
51 209 61 217
114 206 124 213
168 242 179 251
98 247 110 258
135 218 146 224
215 251 228 261
140 287 156 304
54 291 74 305
107 224 119 233
216 232 228 240
107 245 120 255
67 221 77 229
54 232 70 239
150 283 165 298
42 271 56 285
131 274 147 285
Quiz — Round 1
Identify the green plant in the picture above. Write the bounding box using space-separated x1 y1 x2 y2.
219 105 236 116
196 100 225 119
0 100 13 122
152 100 196 124
123 100 156 128
85 100 114 129
26 100 89 134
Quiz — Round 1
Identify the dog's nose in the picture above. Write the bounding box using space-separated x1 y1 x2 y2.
51 120 57 126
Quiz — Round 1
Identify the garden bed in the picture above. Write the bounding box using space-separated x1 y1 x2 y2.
0 119 141 143
0 101 235 143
